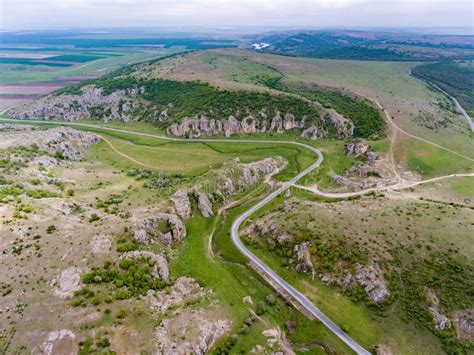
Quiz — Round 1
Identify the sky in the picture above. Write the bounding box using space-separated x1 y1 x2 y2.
1 0 473 32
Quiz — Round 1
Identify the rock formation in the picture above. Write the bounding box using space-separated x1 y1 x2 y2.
146 277 204 313
0 127 100 160
171 189 191 220
195 190 214 217
294 242 315 276
353 264 390 302
10 85 146 122
133 213 186 245
425 287 451 330
120 251 169 281
166 112 331 139
345 139 370 156
51 267 82 298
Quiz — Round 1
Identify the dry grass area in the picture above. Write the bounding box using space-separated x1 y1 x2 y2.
0 127 236 354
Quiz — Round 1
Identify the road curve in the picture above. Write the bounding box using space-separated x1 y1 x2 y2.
0 117 370 354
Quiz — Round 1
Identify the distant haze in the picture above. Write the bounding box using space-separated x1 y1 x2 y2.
1 0 473 33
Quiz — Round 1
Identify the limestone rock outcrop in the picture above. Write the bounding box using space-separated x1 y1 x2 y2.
10 85 145 122
166 112 328 139
0 127 100 160
171 189 192 220
195 190 214 217
120 251 169 281
345 139 370 156
133 213 186 246
294 242 315 276
354 264 390 302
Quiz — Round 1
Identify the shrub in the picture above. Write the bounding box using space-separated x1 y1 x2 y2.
116 309 127 319
89 213 100 223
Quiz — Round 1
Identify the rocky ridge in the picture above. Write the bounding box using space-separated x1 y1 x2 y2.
9 85 146 122
166 110 353 139
0 126 100 160
9 84 356 140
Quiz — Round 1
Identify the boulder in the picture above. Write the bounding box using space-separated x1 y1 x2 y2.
195 190 214 217
354 264 390 302
171 189 191 220
345 140 370 156
328 110 354 138
294 242 314 275
301 125 318 140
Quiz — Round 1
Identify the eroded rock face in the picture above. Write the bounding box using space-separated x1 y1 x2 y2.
51 267 82 298
121 251 169 281
375 344 394 355
30 156 59 168
452 308 474 341
166 112 329 139
195 190 214 218
345 140 370 156
195 157 287 216
10 85 146 122
0 127 100 160
425 288 451 330
354 264 390 302
301 125 318 140
171 189 191 220
155 308 231 355
133 213 186 246
146 277 204 313
294 242 314 276
90 234 111 255
328 110 354 138
41 329 77 355
240 157 287 187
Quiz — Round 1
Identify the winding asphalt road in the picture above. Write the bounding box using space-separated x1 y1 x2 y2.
409 70 474 132
0 117 369 354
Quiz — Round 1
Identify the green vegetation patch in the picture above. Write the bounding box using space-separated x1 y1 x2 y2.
0 58 72 67
78 255 169 305
46 54 106 62
265 78 385 139
56 76 323 126
412 60 474 116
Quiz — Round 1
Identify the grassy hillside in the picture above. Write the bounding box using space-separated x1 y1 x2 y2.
412 60 474 116
57 76 322 125
242 190 474 354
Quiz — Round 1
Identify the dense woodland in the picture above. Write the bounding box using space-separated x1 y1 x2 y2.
260 76 385 139
254 32 474 61
412 61 474 116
